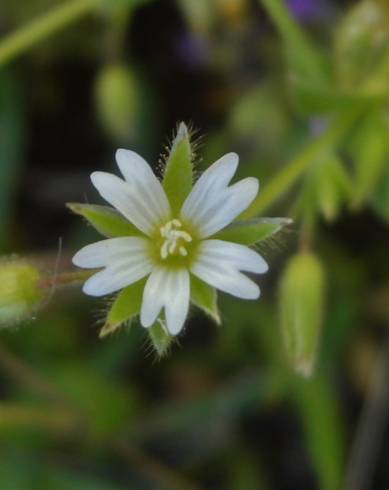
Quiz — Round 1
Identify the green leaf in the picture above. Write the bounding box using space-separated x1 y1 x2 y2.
213 218 292 246
148 320 173 357
350 112 389 207
101 279 145 337
162 122 193 215
261 0 330 86
191 275 220 325
290 82 387 116
67 203 141 238
297 155 352 222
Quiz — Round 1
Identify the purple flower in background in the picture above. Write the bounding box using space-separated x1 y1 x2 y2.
287 0 332 22
175 34 210 70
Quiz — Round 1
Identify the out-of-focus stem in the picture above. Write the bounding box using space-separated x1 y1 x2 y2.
0 0 99 67
345 336 389 490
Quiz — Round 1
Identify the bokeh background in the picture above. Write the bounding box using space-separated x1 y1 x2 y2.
0 0 389 488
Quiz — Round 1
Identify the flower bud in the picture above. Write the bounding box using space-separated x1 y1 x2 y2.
335 0 389 91
0 259 46 327
94 63 139 143
279 253 325 377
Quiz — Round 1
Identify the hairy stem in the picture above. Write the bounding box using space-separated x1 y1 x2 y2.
37 270 94 291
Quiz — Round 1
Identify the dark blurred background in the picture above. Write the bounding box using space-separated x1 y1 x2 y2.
0 0 388 488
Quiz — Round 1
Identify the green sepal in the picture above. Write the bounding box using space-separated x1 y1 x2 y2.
162 122 193 215
213 218 293 246
191 275 220 325
67 203 141 238
148 320 173 358
100 279 145 337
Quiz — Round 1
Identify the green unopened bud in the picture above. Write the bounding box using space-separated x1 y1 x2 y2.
335 0 389 91
95 63 139 143
148 320 173 358
279 253 325 377
0 259 46 327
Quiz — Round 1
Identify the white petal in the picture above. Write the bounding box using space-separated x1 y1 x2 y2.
195 177 259 238
115 149 171 221
72 237 150 268
140 267 190 335
191 260 260 300
91 171 166 236
181 153 238 223
198 240 268 274
140 267 166 328
164 269 190 335
83 258 153 296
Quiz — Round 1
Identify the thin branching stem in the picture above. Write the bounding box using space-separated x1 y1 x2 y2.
345 335 389 490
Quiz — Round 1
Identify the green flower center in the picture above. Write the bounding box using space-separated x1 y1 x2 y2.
159 219 192 259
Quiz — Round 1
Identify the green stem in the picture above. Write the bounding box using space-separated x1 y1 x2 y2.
0 0 99 67
260 0 324 79
260 0 309 47
241 107 363 218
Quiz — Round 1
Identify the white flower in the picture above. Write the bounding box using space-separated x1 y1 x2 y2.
72 150 268 335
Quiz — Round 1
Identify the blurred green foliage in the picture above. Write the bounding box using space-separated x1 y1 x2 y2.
0 0 388 489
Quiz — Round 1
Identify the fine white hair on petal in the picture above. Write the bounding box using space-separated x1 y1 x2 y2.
180 152 239 223
140 267 190 335
91 171 165 237
197 239 268 274
82 257 153 296
115 149 171 221
191 259 260 300
72 237 150 269
184 176 259 239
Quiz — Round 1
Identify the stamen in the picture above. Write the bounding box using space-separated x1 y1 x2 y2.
179 246 188 257
160 220 192 259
